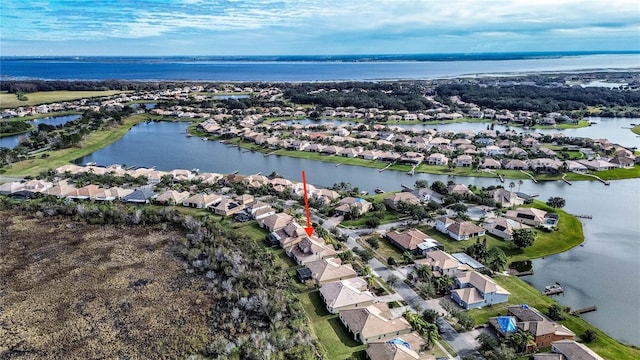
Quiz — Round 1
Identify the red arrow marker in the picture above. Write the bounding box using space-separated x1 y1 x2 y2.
301 170 314 237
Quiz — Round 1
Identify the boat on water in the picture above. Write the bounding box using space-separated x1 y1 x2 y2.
543 282 564 295
375 187 384 194
85 161 96 166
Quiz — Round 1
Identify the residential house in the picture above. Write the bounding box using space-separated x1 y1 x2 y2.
303 257 357 285
385 228 439 253
383 192 420 210
441 219 486 241
335 197 372 216
183 193 221 208
447 184 473 197
339 303 412 344
504 207 550 227
484 217 531 241
479 158 502 169
451 270 510 309
453 155 473 167
287 237 337 265
502 159 529 170
154 190 191 205
259 213 294 232
490 305 575 352
272 221 308 249
122 188 156 203
401 152 425 164
211 198 244 216
426 153 448 165
489 188 524 207
578 159 617 171
550 340 603 360
528 158 563 174
414 250 462 277
319 277 377 314
0 182 25 195
365 339 420 360
366 333 429 360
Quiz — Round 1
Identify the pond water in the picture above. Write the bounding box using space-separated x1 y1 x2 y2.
0 114 82 149
76 120 639 345
212 94 250 100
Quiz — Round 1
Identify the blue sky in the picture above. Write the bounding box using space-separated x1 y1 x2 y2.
1 0 639 56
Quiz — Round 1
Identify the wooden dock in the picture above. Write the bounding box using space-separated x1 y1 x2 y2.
379 162 394 172
572 305 597 315
562 173 572 185
520 170 538 183
570 214 593 219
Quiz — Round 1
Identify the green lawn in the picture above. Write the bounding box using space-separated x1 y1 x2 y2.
2 114 150 177
631 125 640 135
299 291 367 360
341 209 400 228
469 276 640 360
419 201 583 263
0 90 128 108
589 165 640 180
359 234 405 264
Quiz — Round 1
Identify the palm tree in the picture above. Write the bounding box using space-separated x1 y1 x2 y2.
507 330 533 353
508 181 515 192
517 179 523 191
415 265 432 281
423 322 439 349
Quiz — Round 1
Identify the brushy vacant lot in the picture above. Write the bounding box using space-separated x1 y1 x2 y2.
0 211 212 359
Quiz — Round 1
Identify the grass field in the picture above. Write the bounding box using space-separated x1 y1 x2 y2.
2 113 149 176
0 90 128 108
469 276 640 360
419 201 583 263
632 125 640 135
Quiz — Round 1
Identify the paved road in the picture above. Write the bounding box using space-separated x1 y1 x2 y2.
0 176 25 184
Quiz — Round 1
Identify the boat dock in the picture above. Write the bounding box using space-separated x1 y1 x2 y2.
379 161 395 172
572 305 597 315
520 170 538 183
562 173 572 185
570 214 593 219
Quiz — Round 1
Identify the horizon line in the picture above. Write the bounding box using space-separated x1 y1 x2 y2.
2 50 639 59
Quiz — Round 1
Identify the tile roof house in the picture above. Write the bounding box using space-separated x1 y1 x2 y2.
385 228 438 253
259 213 294 232
489 188 524 207
426 153 448 166
335 197 372 216
435 217 485 241
504 207 549 227
414 250 462 277
182 193 221 208
479 157 501 169
550 340 603 360
339 303 412 344
383 192 420 210
365 340 420 360
304 257 357 285
367 333 429 360
451 271 510 309
484 217 531 240
319 277 377 314
490 305 575 352
211 198 244 216
447 184 473 197
287 237 337 265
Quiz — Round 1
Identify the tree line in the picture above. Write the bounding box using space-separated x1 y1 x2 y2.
436 84 640 113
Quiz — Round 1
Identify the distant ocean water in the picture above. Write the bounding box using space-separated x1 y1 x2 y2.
1 52 639 81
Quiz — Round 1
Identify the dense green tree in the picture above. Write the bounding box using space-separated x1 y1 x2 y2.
546 196 566 209
512 228 536 249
